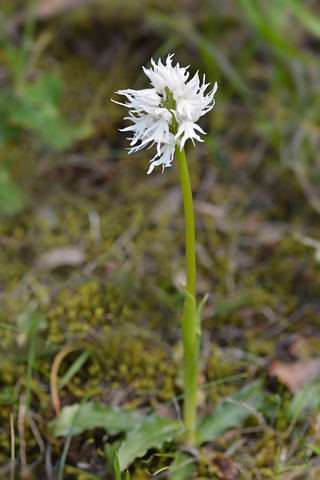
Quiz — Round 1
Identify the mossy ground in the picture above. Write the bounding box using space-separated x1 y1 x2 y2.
1 1 320 479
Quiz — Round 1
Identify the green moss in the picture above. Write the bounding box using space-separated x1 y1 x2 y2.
247 338 275 357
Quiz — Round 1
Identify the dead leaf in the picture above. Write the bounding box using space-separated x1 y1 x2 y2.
230 150 250 168
244 218 287 244
214 454 239 480
155 405 177 420
269 358 320 393
289 336 320 359
37 246 85 270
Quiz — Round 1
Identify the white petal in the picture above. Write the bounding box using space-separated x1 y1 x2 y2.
175 119 206 149
147 142 176 174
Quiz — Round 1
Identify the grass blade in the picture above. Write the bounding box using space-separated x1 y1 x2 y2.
58 348 92 391
114 452 121 480
289 0 320 38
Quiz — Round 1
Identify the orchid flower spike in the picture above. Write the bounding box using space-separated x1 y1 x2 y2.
113 54 218 174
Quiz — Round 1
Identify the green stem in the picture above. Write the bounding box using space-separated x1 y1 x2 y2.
175 146 198 445
175 146 196 297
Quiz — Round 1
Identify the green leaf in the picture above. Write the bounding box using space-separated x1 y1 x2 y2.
0 90 22 143
25 313 42 415
0 386 15 405
286 382 320 422
289 0 320 39
196 381 264 445
10 98 71 151
22 73 63 105
10 74 94 151
196 293 208 321
180 286 200 408
114 452 121 480
58 349 92 391
48 402 145 437
118 415 182 471
237 0 314 62
170 452 194 480
0 167 24 215
305 443 320 456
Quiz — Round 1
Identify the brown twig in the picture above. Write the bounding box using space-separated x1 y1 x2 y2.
50 343 90 417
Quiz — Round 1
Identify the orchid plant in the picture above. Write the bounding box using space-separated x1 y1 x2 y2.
49 55 264 474
114 54 217 444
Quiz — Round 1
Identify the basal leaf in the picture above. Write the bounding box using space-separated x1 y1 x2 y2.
196 381 264 445
118 415 182 471
49 402 145 437
171 452 194 480
286 382 320 422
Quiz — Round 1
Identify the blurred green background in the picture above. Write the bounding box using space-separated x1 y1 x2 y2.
1 0 319 212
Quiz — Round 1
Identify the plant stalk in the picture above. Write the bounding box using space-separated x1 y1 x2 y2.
175 147 196 296
175 146 199 445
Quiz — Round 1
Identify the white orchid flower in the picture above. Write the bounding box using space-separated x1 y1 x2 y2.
113 54 217 174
